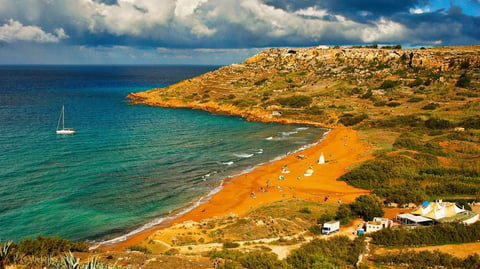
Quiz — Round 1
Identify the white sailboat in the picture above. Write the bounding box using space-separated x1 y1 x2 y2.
56 105 75 134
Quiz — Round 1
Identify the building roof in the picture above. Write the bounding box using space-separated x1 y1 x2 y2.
397 213 433 223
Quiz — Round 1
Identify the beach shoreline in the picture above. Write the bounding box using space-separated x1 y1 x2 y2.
99 125 372 251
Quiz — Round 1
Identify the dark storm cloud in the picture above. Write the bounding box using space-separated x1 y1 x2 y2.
393 7 480 45
93 0 119 5
262 0 428 17
0 0 478 64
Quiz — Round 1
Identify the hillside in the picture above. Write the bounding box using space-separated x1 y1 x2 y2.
129 45 480 127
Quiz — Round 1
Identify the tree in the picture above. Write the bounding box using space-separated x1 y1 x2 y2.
335 204 353 224
350 195 385 221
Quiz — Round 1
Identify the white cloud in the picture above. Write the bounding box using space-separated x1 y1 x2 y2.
295 7 329 18
409 7 430 14
175 0 208 17
360 18 407 43
0 19 68 43
0 0 462 50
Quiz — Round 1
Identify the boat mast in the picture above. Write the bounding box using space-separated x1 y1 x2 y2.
57 106 65 130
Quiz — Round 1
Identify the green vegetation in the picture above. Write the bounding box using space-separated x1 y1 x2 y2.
373 250 480 268
0 236 91 269
209 249 290 269
461 115 480 129
371 222 480 247
374 183 428 205
223 241 240 249
424 117 453 129
287 236 365 269
0 239 116 269
422 102 440 110
127 245 150 253
407 96 424 102
275 95 313 108
16 235 89 256
349 195 385 221
379 80 400 90
332 195 384 223
456 73 472 88
409 78 424 87
339 113 368 126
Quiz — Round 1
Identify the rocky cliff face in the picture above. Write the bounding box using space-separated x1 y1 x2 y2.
245 46 480 71
129 45 479 126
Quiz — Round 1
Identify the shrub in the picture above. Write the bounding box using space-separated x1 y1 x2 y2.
339 113 368 126
128 245 150 253
239 252 289 269
276 95 313 108
299 207 312 214
407 96 424 103
286 236 365 269
409 78 424 87
223 241 240 249
254 78 268 86
456 91 479 97
304 105 324 115
456 73 471 88
386 102 402 107
380 80 400 90
377 115 423 128
393 132 423 150
372 250 479 268
422 102 440 110
308 225 323 235
17 235 89 257
461 116 480 129
460 60 470 69
371 222 480 247
424 117 453 129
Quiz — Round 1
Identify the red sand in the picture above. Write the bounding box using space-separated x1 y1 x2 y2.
102 127 371 251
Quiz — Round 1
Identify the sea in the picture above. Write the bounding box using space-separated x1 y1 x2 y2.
0 65 328 243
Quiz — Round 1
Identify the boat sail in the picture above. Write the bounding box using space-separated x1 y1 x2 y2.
56 105 75 134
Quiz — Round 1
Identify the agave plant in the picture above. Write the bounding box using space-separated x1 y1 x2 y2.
62 252 80 269
0 241 13 269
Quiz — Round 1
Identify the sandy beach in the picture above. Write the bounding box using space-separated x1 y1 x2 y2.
103 126 372 251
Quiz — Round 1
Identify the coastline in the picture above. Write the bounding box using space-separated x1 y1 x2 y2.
101 125 372 251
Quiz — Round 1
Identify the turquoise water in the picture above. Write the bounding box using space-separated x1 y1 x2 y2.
0 65 327 242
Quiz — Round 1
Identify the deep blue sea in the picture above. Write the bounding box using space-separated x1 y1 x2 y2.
0 65 327 243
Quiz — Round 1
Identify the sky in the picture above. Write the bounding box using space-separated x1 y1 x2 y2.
0 0 479 65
